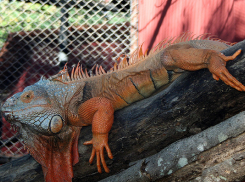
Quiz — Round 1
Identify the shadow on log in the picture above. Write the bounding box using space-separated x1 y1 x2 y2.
1 40 245 182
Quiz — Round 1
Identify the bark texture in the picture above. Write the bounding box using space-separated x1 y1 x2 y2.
1 40 245 182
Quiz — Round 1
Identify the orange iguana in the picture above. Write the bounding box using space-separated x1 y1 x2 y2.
2 36 245 182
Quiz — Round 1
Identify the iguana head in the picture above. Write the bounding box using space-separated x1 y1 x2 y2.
2 82 64 134
1 78 81 181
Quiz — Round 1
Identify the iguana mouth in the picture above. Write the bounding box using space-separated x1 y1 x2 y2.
1 111 16 123
10 123 21 132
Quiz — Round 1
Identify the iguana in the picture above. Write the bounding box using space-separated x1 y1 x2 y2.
2 36 245 182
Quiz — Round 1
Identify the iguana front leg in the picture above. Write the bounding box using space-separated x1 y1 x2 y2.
163 44 245 91
77 97 114 173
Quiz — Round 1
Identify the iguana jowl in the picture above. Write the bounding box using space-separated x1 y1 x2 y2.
2 37 245 182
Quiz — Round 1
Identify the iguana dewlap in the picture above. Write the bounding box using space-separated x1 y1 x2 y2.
2 38 245 182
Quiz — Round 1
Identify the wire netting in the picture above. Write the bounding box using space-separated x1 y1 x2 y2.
0 0 138 162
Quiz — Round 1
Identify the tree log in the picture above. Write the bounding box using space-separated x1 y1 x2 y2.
1 40 245 182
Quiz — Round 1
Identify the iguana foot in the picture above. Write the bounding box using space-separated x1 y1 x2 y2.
84 133 113 173
207 49 245 91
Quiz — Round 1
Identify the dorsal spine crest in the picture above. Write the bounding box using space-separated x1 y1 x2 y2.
49 33 230 84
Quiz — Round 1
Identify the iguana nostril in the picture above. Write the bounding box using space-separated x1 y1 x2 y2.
4 97 16 107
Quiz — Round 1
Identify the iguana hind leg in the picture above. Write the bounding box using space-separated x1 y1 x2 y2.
163 45 245 91
206 49 245 91
78 97 114 173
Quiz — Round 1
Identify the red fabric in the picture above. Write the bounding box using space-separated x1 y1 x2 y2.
138 0 245 51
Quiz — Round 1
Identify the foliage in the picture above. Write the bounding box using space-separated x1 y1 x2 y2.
0 0 130 48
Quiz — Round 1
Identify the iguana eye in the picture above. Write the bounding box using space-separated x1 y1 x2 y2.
20 90 34 103
49 115 63 134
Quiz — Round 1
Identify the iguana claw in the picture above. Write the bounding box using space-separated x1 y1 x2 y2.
84 133 113 173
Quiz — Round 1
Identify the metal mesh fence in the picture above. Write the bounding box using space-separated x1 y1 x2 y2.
0 0 138 162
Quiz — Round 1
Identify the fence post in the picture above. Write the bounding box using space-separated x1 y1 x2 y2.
58 0 70 69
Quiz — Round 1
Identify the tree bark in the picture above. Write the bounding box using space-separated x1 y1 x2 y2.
1 40 245 182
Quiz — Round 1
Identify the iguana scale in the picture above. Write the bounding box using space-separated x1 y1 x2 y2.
2 36 245 182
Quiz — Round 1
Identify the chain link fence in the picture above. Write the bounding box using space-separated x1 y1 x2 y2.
0 0 138 163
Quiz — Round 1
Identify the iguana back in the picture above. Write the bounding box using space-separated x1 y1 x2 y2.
53 38 231 110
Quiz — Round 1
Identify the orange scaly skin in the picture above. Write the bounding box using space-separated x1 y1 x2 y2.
68 97 114 173
2 36 245 181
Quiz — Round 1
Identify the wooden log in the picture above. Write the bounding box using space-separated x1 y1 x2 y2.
101 111 245 182
1 40 245 182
